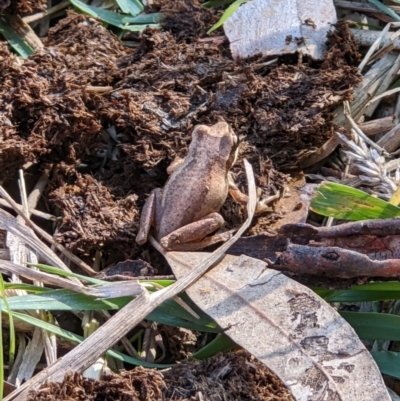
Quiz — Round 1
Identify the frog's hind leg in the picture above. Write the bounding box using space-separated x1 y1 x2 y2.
160 212 224 250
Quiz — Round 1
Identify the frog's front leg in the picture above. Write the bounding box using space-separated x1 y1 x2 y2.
228 172 280 215
136 188 162 245
160 212 224 250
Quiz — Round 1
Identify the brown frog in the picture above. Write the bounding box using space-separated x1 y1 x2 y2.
136 122 239 251
136 122 274 251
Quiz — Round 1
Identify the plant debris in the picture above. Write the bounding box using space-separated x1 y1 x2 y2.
163 350 295 400
27 368 166 401
4 0 46 16
28 351 294 401
0 0 361 263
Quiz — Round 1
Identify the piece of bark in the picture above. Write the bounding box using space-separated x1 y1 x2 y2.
278 243 400 278
360 116 394 136
224 0 337 60
377 122 400 152
350 28 400 49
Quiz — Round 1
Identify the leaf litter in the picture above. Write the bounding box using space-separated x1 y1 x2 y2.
0 1 360 265
0 0 370 399
28 351 294 401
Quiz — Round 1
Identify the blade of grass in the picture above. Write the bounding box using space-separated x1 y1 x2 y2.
341 311 400 340
310 182 400 220
31 262 175 288
122 13 162 24
203 0 235 7
315 282 400 302
4 283 50 293
68 0 160 30
10 311 172 368
207 0 249 34
0 275 15 372
366 0 400 22
318 289 400 302
191 333 237 360
116 0 143 16
0 290 220 332
0 287 3 400
371 351 400 378
0 17 34 58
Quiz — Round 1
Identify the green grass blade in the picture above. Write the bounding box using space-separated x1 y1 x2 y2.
122 13 162 24
30 263 106 285
191 334 236 360
3 283 50 293
68 0 160 31
203 0 235 8
31 263 174 289
371 351 400 378
10 311 171 368
0 275 15 372
116 0 143 16
341 311 400 340
366 0 400 21
310 182 400 220
318 289 400 302
207 0 249 34
0 287 3 400
0 17 34 58
315 282 400 302
0 289 220 332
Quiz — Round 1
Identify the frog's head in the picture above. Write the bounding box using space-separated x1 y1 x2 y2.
191 122 239 170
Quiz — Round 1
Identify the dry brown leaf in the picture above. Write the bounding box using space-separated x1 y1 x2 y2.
166 252 390 401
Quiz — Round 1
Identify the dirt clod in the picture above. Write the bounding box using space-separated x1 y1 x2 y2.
28 368 166 401
28 351 294 401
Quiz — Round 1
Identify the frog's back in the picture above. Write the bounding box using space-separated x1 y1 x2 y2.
158 155 228 239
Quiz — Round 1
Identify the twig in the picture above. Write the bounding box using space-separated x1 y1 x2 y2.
4 12 44 51
0 199 55 221
359 116 394 137
22 1 69 24
0 187 96 276
358 22 392 72
343 101 389 156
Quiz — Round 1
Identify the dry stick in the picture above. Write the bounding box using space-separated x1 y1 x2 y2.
358 22 392 72
350 28 400 49
377 123 400 152
0 187 96 276
22 1 69 24
0 198 56 221
4 160 257 401
3 13 44 51
364 64 400 118
359 116 394 137
343 101 389 155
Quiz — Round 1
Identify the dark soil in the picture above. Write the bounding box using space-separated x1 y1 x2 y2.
0 0 361 267
28 350 295 401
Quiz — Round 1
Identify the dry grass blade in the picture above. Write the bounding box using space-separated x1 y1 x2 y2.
3 159 257 400
22 1 69 24
0 260 84 292
358 22 392 72
0 186 96 276
0 206 81 284
0 199 56 222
